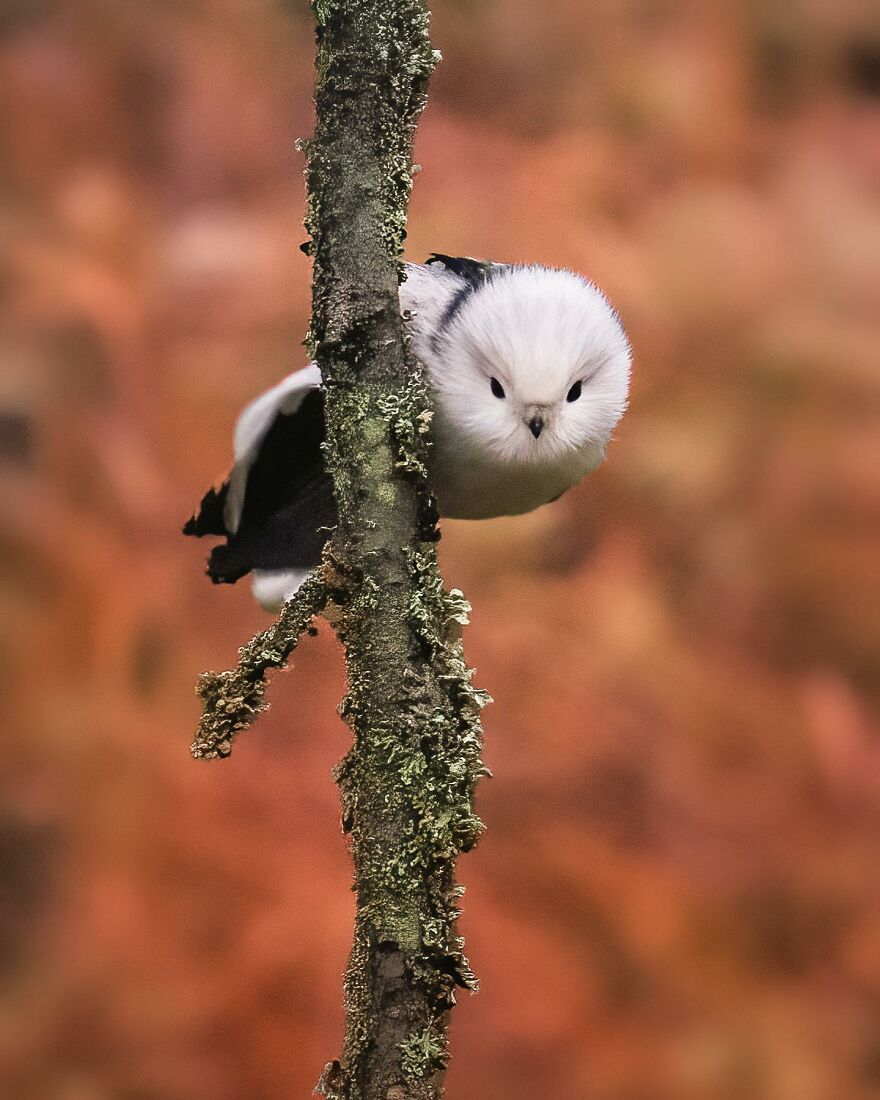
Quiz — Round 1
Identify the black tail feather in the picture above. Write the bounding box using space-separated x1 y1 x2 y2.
183 483 229 537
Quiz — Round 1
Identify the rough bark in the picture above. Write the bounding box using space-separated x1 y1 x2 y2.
307 4 487 1097
191 2 487 1097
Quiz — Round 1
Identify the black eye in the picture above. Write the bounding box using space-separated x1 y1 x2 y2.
490 377 505 399
566 380 583 403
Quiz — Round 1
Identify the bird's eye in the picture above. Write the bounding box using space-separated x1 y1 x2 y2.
566 380 583 403
490 377 505 399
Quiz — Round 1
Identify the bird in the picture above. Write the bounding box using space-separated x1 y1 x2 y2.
184 254 631 611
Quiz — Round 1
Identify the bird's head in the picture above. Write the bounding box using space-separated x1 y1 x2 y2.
426 265 631 468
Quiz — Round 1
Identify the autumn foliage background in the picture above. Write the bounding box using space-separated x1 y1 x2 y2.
1 1 879 1097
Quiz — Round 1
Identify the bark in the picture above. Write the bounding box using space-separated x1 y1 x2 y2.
191 2 487 1097
307 4 487 1096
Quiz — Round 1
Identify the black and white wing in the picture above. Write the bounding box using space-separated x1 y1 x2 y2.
183 365 337 610
424 253 499 287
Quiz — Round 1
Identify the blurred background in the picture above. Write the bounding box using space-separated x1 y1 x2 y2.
1 1 879 1097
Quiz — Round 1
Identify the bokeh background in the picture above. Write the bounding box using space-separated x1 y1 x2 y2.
2 1 879 1097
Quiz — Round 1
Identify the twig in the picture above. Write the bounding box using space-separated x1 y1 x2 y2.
191 571 328 760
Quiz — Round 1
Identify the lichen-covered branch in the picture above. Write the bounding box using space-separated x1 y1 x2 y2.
306 3 487 1098
191 571 327 760
188 1 485 1093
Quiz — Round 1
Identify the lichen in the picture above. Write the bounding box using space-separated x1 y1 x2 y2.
406 546 473 653
399 1022 448 1083
378 379 433 478
190 570 328 760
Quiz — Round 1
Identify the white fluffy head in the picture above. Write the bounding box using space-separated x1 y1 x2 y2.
426 266 631 467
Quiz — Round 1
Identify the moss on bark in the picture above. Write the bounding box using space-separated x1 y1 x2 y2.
308 4 486 1096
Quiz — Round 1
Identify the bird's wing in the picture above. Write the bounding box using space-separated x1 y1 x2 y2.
182 482 228 538
425 253 499 288
183 364 336 588
205 466 337 584
225 364 321 533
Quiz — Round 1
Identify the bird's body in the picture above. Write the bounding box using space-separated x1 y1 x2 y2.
185 255 631 609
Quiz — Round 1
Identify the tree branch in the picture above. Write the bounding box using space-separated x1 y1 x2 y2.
189 2 486 1094
191 571 327 760
306 3 487 1098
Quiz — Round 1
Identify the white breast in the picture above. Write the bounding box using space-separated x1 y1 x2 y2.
429 429 603 519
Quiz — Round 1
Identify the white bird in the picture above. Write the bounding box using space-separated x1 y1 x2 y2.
184 255 631 610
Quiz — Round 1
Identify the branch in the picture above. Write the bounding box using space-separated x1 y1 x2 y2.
306 3 487 1098
187 2 486 1093
190 571 327 760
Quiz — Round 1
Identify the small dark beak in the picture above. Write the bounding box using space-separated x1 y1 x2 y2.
527 416 544 439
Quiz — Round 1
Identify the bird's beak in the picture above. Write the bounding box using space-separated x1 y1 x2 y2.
527 415 544 439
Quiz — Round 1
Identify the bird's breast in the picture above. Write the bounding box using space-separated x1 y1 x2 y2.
429 440 590 520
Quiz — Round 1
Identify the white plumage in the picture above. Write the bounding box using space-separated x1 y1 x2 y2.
185 257 631 610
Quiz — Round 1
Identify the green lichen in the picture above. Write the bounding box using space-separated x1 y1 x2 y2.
191 571 328 760
406 546 473 654
399 1022 448 1082
301 1 485 1095
378 378 433 478
312 0 332 28
328 545 488 1085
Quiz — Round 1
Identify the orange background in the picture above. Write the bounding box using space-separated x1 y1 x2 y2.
2 2 879 1097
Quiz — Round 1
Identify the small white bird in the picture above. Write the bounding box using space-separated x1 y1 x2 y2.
184 255 631 610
